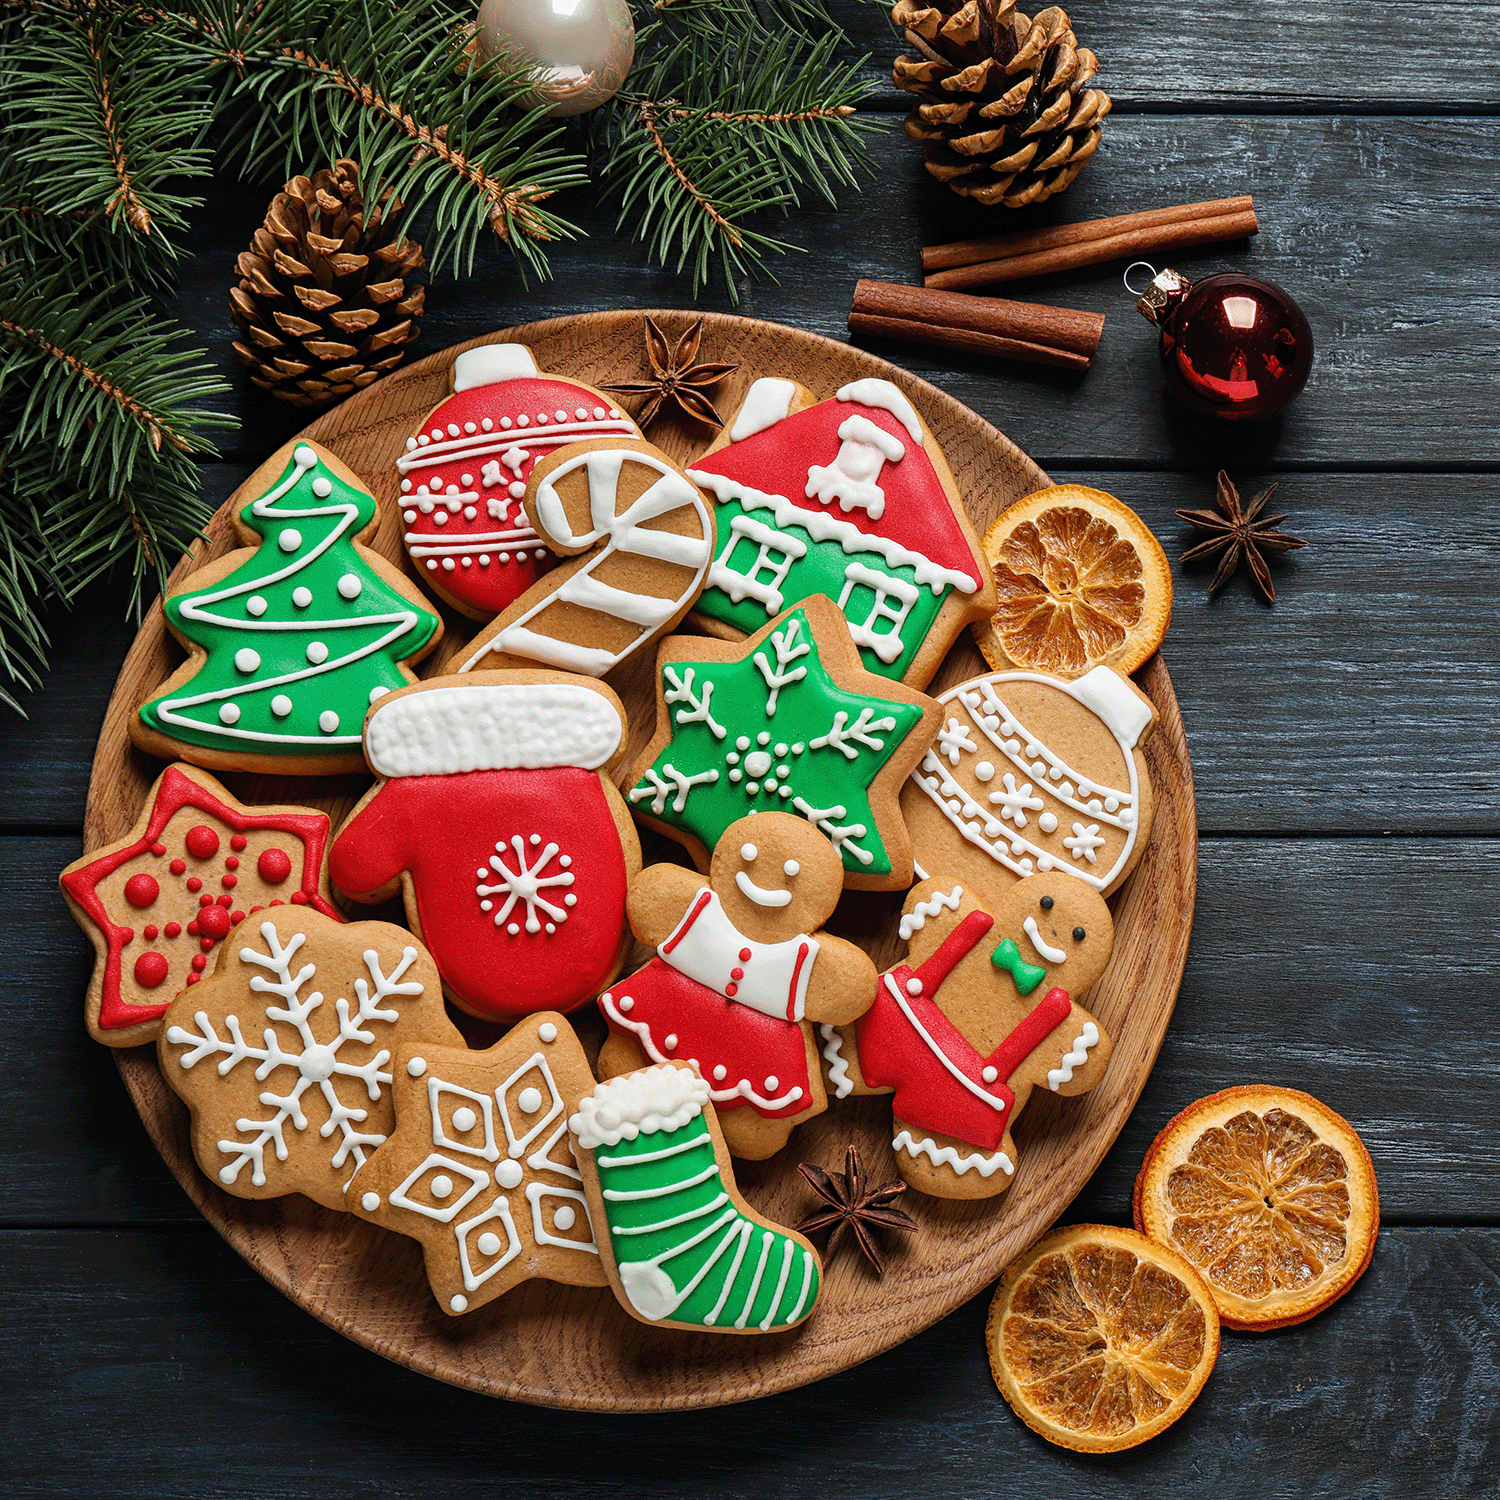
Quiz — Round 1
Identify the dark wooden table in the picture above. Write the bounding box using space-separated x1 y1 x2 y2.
6 4 1498 1493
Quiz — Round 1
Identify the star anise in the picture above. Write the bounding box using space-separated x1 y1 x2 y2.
795 1144 917 1275
600 315 738 428
1176 470 1309 602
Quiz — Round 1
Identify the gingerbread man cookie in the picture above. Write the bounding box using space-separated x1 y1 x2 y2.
822 874 1114 1200
598 812 876 1160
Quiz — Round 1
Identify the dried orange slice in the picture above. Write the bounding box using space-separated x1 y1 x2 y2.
987 1224 1219 1452
1133 1086 1379 1330
974 485 1173 679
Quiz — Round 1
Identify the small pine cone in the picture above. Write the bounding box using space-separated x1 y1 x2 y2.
230 160 425 408
892 1 1111 207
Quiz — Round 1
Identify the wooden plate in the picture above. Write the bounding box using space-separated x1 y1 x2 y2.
87 312 1196 1411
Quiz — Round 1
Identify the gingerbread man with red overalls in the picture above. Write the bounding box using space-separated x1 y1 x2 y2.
819 873 1115 1199
598 811 876 1160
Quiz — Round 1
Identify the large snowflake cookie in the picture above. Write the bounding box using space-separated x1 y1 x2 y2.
625 593 941 890
329 671 642 1021
60 763 341 1048
822 874 1114 1200
598 812 876 1161
455 435 716 679
132 438 443 776
397 341 642 621
346 1014 607 1316
158 908 460 1209
685 376 996 688
570 1063 822 1334
902 664 1157 901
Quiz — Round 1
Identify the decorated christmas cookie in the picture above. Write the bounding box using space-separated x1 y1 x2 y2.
60 763 341 1048
158 908 461 1209
132 439 442 776
329 671 642 1021
456 435 715 679
625 593 941 890
570 1063 822 1333
598 812 877 1160
903 664 1156 901
397 341 642 620
346 1015 608 1316
685 376 996 688
822 875 1114 1200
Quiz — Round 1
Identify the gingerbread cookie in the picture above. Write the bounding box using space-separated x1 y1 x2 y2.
132 439 442 775
903 664 1156 901
60 763 341 1047
625 593 941 890
346 1014 607 1315
685 376 996 688
570 1063 822 1333
598 812 876 1160
329 671 642 1021
159 907 460 1208
397 341 642 620
823 874 1114 1200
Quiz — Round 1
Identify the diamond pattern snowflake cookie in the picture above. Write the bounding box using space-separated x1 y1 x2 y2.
625 593 941 891
346 1014 608 1316
158 908 461 1209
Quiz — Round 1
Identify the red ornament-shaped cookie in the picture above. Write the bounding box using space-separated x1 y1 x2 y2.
329 671 642 1021
397 342 641 620
60 764 340 1047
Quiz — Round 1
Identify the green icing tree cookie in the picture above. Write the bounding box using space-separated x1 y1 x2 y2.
133 440 442 775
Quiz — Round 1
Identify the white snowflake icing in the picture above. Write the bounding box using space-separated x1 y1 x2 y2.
989 772 1045 827
664 666 727 740
753 615 810 714
1064 822 1106 863
165 922 423 1188
936 717 978 765
811 707 898 761
477 834 577 935
629 762 722 814
793 796 874 865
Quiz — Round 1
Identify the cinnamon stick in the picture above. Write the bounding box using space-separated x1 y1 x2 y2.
848 280 1103 372
923 202 1259 293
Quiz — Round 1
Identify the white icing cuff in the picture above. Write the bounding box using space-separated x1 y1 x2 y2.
453 343 540 391
1067 666 1154 749
570 1064 710 1149
730 378 797 442
365 683 622 778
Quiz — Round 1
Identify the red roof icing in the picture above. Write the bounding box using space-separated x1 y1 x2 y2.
688 395 978 580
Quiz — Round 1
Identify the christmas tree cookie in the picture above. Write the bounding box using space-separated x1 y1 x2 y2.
685 376 996 689
625 593 941 891
570 1063 822 1333
132 438 442 776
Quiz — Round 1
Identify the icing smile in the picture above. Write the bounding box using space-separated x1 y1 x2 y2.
734 841 799 908
1022 916 1067 963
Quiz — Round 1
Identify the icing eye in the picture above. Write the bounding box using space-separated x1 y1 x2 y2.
1073 927 1086 942
740 843 758 862
1040 896 1054 910
783 860 800 877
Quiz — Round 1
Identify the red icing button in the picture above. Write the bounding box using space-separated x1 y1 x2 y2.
186 972 200 985
725 982 739 997
119 927 134 944
124 873 159 908
225 856 240 871
164 922 182 939
290 891 308 905
738 948 752 961
133 952 170 988
221 874 238 889
230 834 247 851
231 911 245 925
730 967 745 980
186 877 202 892
169 859 186 876
258 847 293 884
197 906 233 941
200 938 215 953
191 954 207 971
143 925 158 940
186 920 200 936
149 842 167 856
198 893 213 907
185 825 220 859
217 894 233 908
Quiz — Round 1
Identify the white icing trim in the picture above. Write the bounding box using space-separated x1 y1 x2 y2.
835 379 925 443
569 1065 710 1149
730 378 797 441
452 343 539 391
899 885 963 941
1068 666 1154 749
364 682 622 777
818 1023 853 1100
886 974 1009 1114
1048 1021 1099 1090
892 1130 1013 1178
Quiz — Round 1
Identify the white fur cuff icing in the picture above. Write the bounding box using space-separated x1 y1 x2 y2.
365 683 622 778
570 1065 710 1149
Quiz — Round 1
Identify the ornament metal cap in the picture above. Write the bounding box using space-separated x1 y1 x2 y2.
1125 263 1194 325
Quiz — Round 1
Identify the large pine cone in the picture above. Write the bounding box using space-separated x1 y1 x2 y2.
892 1 1110 207
230 160 425 408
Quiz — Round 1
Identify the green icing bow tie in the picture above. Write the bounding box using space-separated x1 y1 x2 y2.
991 938 1047 996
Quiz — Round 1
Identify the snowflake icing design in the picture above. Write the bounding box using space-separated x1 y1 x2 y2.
476 834 578 936
989 772 1045 827
1064 822 1107 863
936 716 977 765
164 922 423 1188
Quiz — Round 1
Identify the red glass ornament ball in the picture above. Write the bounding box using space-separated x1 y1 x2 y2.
1158 273 1313 422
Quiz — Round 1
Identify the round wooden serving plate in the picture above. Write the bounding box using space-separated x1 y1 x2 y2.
87 312 1196 1411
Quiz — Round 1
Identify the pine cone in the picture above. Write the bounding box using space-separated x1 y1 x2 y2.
230 160 425 408
892 1 1111 208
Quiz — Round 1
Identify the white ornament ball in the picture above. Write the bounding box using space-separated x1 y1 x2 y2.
475 0 635 117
